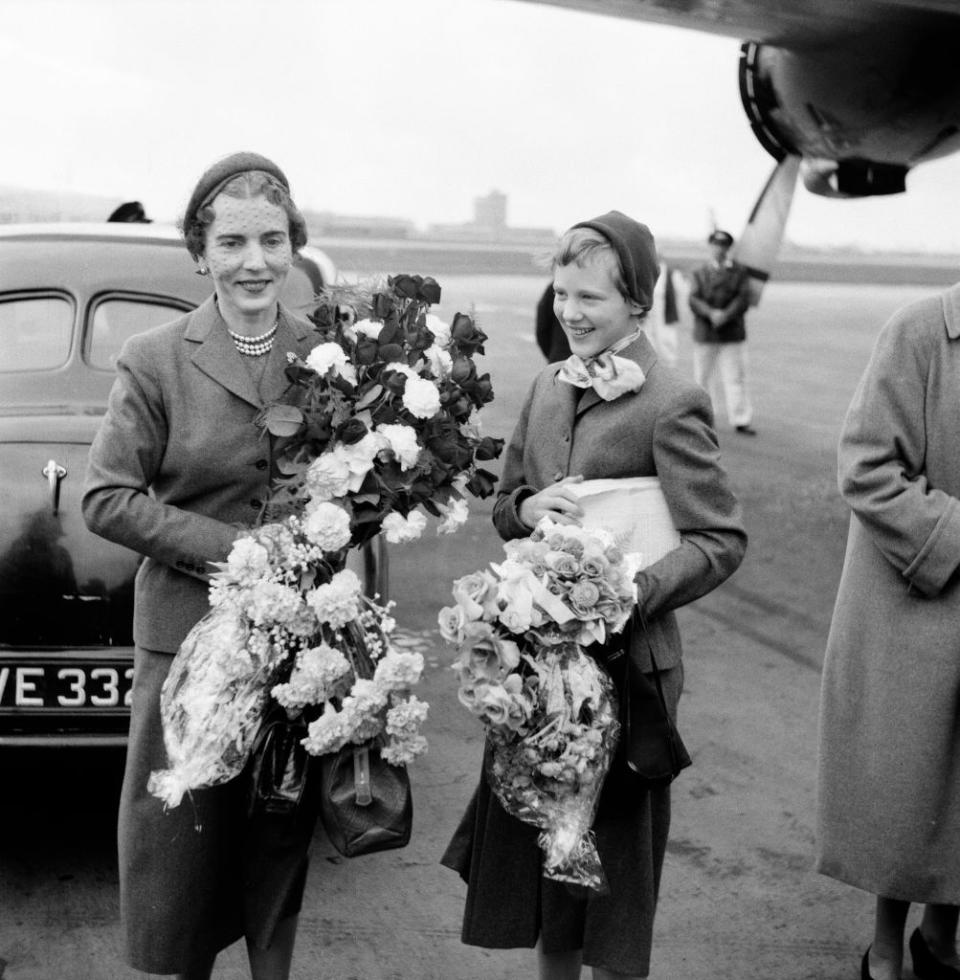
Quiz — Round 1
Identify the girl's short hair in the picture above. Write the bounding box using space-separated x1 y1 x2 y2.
182 170 308 259
549 227 630 300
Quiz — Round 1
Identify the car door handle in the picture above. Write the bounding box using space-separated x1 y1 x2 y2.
42 459 67 514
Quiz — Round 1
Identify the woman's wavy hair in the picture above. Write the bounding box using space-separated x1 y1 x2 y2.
181 170 308 260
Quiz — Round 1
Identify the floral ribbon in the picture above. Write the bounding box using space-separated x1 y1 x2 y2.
557 329 646 401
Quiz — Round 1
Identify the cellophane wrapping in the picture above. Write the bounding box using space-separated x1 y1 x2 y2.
484 643 619 892
146 604 285 809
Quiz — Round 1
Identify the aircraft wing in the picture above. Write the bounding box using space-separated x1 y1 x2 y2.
516 0 960 44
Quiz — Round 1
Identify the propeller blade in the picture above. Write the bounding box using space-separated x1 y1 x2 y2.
733 154 801 306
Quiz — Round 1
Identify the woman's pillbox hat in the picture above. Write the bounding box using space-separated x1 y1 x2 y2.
572 210 660 308
183 151 290 234
708 229 735 247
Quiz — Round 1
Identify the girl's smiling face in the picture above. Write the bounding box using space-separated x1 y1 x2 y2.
552 253 644 359
203 193 293 326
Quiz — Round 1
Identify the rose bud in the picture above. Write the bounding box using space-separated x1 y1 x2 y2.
381 368 408 395
476 436 504 460
389 274 421 298
450 356 477 385
336 418 369 445
418 277 442 304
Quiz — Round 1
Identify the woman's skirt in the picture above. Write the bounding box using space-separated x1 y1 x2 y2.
118 646 321 974
441 664 682 978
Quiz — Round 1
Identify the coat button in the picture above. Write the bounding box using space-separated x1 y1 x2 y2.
255 459 268 470
250 499 262 509
553 470 564 481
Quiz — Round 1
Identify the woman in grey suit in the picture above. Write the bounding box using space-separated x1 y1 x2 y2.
83 152 319 980
442 211 746 979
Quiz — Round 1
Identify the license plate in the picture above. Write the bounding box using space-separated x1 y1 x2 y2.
0 662 133 711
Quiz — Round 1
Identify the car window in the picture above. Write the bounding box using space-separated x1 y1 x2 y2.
88 297 192 370
0 294 74 372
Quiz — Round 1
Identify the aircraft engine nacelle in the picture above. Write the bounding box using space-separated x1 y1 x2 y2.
738 29 960 198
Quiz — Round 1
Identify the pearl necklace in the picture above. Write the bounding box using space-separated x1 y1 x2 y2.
228 320 278 357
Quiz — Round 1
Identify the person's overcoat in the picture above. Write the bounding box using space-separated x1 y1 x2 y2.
493 331 747 672
83 294 317 652
817 283 960 902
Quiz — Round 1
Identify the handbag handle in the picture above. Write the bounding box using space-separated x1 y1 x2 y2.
353 745 373 807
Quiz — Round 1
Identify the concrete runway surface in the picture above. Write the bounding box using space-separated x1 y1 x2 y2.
0 274 949 979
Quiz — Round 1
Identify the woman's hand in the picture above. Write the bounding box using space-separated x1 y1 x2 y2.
519 475 585 528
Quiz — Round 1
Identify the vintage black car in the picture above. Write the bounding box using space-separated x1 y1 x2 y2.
0 223 336 746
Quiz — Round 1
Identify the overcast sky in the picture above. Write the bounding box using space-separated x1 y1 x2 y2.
3 0 960 253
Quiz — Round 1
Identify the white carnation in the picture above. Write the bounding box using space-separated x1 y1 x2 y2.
437 496 469 534
425 313 451 346
374 650 424 690
244 581 306 629
382 510 428 544
303 501 352 552
402 374 441 419
354 318 383 339
224 536 271 586
377 423 421 471
305 342 357 385
340 432 389 491
305 451 352 502
424 343 453 379
306 568 362 627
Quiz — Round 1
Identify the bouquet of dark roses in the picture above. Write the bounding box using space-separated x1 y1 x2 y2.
261 274 502 545
439 519 641 890
149 275 501 808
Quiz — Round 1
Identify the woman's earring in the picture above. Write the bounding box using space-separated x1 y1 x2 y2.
196 263 208 277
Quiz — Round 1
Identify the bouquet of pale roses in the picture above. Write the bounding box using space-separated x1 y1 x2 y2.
439 519 641 890
150 275 500 809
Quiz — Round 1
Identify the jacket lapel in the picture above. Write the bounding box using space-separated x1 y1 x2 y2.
550 363 583 423
260 305 315 405
187 296 261 408
186 297 315 409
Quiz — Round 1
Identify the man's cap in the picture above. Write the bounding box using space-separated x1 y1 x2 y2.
107 201 150 223
708 229 734 247
183 151 290 231
571 210 659 308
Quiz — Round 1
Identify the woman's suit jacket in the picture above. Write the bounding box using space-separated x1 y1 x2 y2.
83 295 317 654
493 332 746 672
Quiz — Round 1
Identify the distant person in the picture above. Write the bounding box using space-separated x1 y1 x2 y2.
688 229 755 435
534 258 680 367
817 284 960 980
107 200 151 223
645 258 680 369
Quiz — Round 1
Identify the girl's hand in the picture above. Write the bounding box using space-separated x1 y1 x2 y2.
519 475 585 528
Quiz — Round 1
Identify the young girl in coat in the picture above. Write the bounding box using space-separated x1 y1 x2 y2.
442 211 746 979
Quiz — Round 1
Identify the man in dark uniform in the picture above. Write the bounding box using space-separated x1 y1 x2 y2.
688 229 756 435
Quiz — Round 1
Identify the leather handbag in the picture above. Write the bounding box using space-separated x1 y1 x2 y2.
319 742 413 857
246 706 311 818
605 606 692 786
